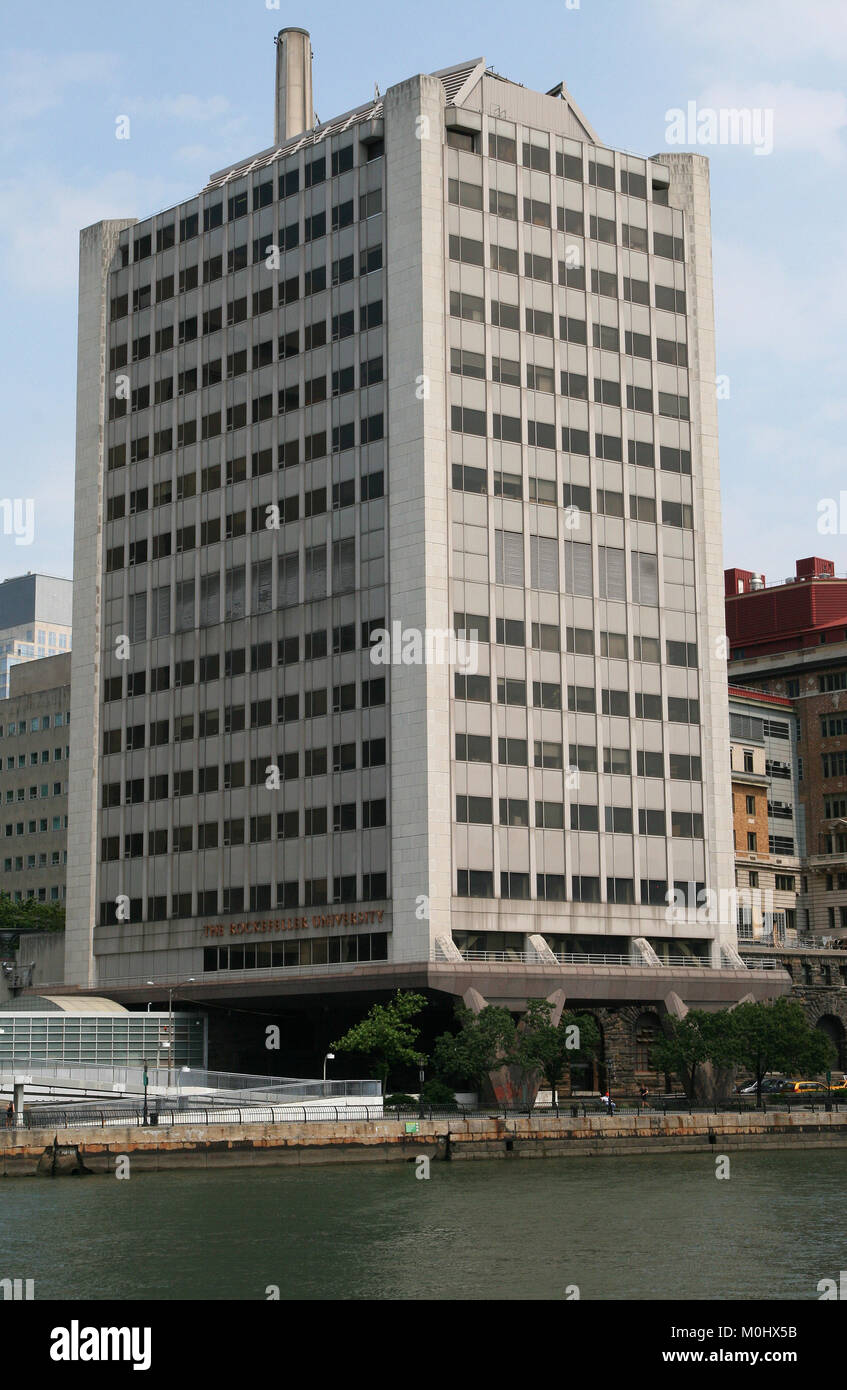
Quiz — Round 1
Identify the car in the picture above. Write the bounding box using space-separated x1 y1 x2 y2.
739 1078 788 1095
786 1080 844 1094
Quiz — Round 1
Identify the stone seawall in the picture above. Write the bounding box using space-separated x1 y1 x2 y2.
2 1110 847 1176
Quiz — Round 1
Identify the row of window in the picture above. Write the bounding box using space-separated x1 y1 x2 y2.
203 932 389 971
460 689 699 729
118 545 359 635
4 817 67 836
103 621 384 701
110 252 384 378
739 830 796 855
456 797 702 837
124 191 382 279
103 682 386 753
452 288 686 338
822 752 847 778
486 136 660 202
457 476 693 535
3 747 68 768
101 799 387 858
451 239 684 307
101 741 386 804
821 716 847 738
2 882 65 900
123 145 381 264
106 408 384 475
111 295 385 375
454 733 699 781
99 872 389 924
111 355 384 424
457 872 677 903
107 469 383 527
0 714 68 736
453 413 689 464
107 470 383 545
3 784 66 804
449 178 682 259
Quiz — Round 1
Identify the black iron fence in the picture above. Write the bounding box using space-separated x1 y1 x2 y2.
13 1094 847 1131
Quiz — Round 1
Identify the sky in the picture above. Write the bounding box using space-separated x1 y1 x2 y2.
0 0 845 586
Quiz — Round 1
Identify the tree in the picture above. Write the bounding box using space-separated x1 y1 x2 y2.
727 998 835 1107
330 991 428 1093
513 1000 600 1105
651 1011 735 1101
432 1003 517 1091
0 895 64 935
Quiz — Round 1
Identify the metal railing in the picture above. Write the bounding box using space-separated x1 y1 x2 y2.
0 1061 380 1102
15 1094 847 1132
433 948 714 968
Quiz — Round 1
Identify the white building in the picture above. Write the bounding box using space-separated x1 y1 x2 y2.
65 33 778 1023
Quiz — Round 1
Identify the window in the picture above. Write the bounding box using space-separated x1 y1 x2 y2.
494 529 524 586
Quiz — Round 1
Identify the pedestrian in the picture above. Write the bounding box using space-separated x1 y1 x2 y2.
5 1101 13 1128
640 1085 649 1109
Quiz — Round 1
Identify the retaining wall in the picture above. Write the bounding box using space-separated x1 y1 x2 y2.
2 1110 847 1176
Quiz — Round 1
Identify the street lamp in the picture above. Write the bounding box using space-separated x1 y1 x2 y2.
323 1052 335 1093
147 978 195 1089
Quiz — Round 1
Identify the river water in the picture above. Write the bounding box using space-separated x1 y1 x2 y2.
1 1151 843 1300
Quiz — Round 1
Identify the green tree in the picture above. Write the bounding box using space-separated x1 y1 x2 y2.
513 1000 600 1105
330 991 427 1093
0 895 65 935
651 1010 735 1101
432 1003 517 1091
728 998 835 1107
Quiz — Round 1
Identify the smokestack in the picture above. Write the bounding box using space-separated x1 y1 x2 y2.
275 28 314 145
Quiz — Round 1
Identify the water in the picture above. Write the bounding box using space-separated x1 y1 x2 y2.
1 1151 844 1300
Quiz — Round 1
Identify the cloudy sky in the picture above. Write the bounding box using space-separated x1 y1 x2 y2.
0 0 844 585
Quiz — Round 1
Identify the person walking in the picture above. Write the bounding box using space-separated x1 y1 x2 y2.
5 1101 14 1128
640 1085 649 1109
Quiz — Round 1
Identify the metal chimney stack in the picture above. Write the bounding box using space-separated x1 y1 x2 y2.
275 27 314 145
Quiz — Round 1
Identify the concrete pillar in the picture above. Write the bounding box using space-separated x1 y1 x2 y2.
13 1079 26 1128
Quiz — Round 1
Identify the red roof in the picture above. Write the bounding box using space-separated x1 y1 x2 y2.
728 684 793 707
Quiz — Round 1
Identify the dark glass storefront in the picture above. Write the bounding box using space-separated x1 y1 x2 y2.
203 931 388 972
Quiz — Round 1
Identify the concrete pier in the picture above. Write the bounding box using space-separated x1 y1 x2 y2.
2 1109 847 1176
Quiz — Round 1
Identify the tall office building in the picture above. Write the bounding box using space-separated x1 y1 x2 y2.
0 574 72 699
67 33 773 1034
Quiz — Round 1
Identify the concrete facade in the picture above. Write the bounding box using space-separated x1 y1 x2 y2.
0 653 71 905
64 39 750 1020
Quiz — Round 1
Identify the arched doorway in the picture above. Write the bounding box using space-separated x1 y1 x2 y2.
568 1016 603 1095
815 1014 846 1071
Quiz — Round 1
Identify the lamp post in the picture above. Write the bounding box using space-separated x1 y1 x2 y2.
418 1066 425 1120
147 978 194 1090
142 1058 149 1126
323 1052 335 1095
